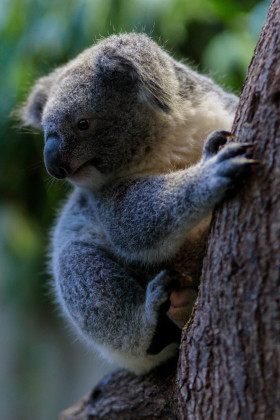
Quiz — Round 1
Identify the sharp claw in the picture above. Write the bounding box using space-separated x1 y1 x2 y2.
240 143 254 148
246 159 261 165
220 130 234 138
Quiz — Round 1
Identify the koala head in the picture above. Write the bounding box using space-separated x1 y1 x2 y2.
20 34 179 189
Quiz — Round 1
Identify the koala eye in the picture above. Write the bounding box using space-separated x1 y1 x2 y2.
77 119 90 131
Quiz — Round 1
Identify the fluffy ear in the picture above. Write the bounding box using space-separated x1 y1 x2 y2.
17 73 56 129
96 54 171 113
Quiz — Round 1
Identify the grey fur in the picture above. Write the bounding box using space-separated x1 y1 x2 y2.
19 33 251 374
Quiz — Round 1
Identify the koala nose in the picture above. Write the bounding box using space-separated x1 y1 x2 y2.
44 137 70 179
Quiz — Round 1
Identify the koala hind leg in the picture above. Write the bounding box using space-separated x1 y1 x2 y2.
145 270 182 355
56 242 181 371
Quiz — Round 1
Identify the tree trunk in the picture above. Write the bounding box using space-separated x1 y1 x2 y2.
59 1 280 418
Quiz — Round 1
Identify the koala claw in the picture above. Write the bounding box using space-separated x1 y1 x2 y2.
216 142 254 163
219 130 233 137
217 157 259 178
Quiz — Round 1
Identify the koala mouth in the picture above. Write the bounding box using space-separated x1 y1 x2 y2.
71 157 103 178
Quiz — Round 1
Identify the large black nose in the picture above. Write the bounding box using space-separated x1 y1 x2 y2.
44 137 70 179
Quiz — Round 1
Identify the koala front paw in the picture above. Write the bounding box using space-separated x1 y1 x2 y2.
201 132 257 202
215 142 257 179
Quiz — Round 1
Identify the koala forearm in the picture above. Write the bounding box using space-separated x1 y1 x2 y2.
96 162 221 263
96 136 254 265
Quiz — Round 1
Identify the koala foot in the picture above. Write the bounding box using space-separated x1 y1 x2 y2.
145 270 181 355
145 270 180 317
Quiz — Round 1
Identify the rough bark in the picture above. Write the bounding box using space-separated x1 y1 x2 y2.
58 359 177 420
177 1 280 418
59 1 280 418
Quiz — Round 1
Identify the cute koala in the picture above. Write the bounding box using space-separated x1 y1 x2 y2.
19 33 254 374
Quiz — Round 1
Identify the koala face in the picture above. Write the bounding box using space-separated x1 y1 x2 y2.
42 61 153 184
20 34 176 189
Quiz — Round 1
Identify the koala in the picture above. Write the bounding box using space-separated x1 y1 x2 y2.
19 33 254 374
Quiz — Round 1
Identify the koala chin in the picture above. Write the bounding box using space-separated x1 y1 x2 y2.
19 33 253 374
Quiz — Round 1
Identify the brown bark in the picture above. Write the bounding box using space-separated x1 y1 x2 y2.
59 1 280 418
58 360 177 420
177 0 280 418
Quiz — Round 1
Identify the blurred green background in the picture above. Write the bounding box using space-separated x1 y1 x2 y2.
0 0 270 418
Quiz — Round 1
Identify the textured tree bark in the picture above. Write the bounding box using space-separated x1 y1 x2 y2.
177 1 280 418
58 359 178 420
59 1 280 418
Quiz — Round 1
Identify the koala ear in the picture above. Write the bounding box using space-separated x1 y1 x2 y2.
137 74 171 113
17 73 55 129
96 54 171 113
